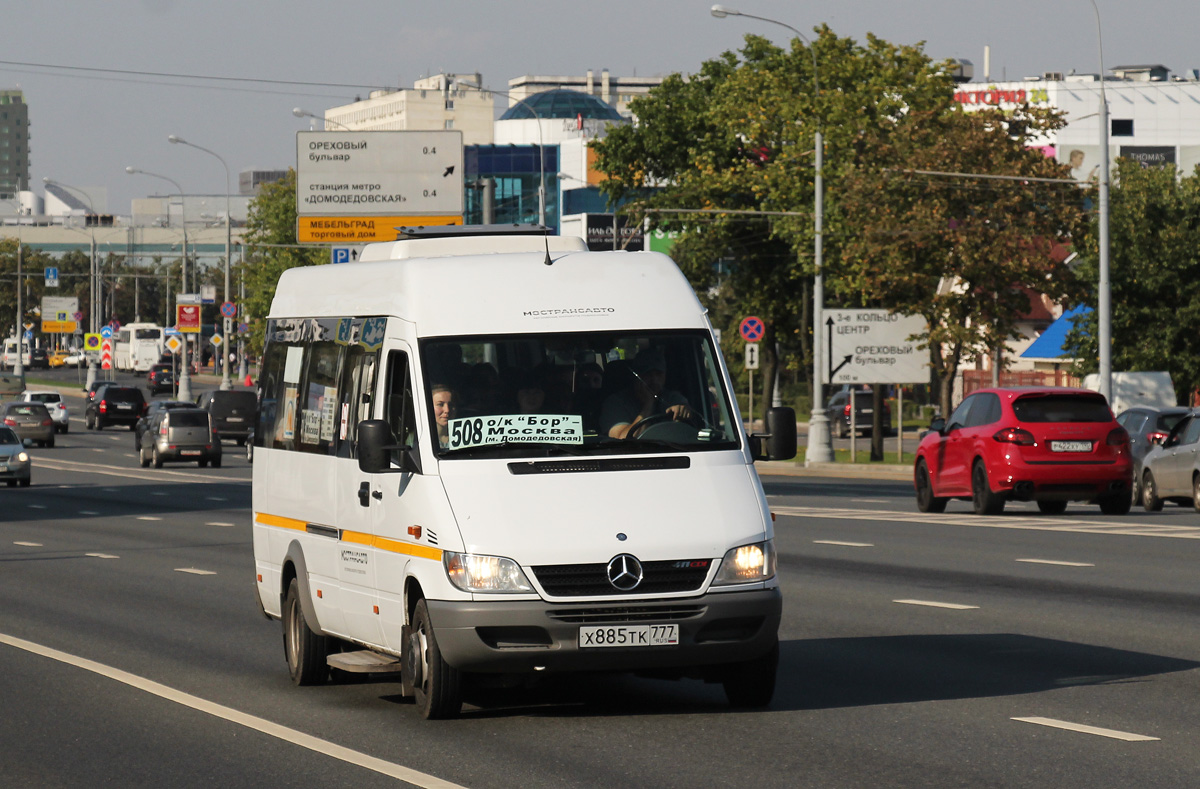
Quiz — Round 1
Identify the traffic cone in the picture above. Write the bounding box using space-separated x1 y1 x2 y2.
244 373 253 387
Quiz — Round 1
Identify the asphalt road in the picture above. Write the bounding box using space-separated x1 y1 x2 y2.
2 426 1198 787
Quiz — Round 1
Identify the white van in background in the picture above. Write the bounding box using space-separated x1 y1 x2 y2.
1083 371 1176 414
2 338 31 369
251 227 796 718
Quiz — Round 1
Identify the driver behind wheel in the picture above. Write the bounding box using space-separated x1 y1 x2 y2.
599 347 693 439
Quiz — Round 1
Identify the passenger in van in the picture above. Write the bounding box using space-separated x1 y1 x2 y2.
600 348 693 439
514 370 546 415
430 383 456 448
463 362 503 415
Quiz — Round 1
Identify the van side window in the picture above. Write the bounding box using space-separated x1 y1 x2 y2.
383 350 418 464
335 344 378 458
258 340 302 452
298 340 343 455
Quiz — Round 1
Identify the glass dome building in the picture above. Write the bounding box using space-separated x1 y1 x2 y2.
498 89 625 123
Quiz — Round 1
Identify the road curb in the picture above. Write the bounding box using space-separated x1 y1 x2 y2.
756 460 913 480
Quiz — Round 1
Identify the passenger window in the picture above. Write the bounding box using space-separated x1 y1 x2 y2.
335 344 378 458
298 340 343 455
966 393 1001 428
947 397 974 430
383 350 418 464
1182 416 1200 446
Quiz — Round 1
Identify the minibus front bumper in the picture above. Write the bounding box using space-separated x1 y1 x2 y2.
427 587 781 674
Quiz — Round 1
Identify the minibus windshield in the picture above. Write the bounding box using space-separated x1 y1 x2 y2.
420 330 741 457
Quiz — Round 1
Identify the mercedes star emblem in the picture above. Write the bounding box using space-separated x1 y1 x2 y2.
606 554 644 591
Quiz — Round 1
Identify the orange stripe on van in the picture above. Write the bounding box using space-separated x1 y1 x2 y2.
375 536 443 561
255 512 307 531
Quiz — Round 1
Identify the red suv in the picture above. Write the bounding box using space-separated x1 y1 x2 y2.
914 387 1132 516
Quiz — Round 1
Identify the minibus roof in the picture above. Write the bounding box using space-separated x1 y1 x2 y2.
269 235 709 336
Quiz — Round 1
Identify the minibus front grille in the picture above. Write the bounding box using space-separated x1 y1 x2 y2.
546 604 707 624
508 456 690 475
532 559 711 596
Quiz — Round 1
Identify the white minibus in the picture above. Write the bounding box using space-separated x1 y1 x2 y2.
252 228 796 718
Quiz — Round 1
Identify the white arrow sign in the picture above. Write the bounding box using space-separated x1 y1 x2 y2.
827 309 927 385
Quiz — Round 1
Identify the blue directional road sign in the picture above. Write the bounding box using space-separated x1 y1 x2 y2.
45 267 59 288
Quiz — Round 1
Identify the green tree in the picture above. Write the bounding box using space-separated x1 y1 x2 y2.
1065 160 1200 402
836 105 1089 415
593 30 964 416
241 169 324 354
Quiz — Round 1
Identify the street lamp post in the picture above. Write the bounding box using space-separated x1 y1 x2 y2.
1087 0 1112 404
292 107 352 131
169 135 233 391
126 166 193 401
1 190 24 384
454 79 548 228
43 177 97 389
711 5 834 463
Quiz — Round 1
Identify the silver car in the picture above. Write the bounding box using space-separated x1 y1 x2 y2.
20 390 70 434
0 426 31 486
1140 411 1200 510
139 408 222 468
2 401 55 448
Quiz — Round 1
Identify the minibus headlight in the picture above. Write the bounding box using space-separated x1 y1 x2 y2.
713 540 775 585
444 552 534 593
16 451 29 463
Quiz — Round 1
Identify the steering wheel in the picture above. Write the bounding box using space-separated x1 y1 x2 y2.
626 412 674 439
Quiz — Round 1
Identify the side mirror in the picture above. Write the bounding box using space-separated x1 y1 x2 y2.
929 417 946 434
751 406 797 461
357 419 420 474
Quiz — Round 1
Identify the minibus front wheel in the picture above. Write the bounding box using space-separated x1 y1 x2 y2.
408 598 462 719
284 577 329 686
722 638 778 708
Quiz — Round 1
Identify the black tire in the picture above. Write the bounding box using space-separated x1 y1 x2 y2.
152 447 163 469
85 413 94 430
408 598 462 719
95 418 105 431
212 456 222 469
1142 471 1163 511
914 461 948 513
834 419 847 439
128 423 137 431
6 480 15 487
722 638 779 708
971 461 1005 515
45 437 54 449
283 577 329 686
19 477 30 487
62 424 69 434
1192 475 1200 513
198 459 208 468
139 448 150 468
1036 500 1068 515
1100 492 1132 515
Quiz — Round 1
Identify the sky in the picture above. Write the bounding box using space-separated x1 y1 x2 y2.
5 0 1194 213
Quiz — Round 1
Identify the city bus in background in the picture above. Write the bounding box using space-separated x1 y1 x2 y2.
114 323 165 372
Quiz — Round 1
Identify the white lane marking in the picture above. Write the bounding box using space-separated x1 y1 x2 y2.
813 540 874 547
206 522 235 527
773 505 1200 540
86 553 119 559
136 516 162 521
102 488 118 492
33 457 240 486
850 498 888 504
175 568 217 575
894 599 979 610
0 631 467 788
151 491 169 496
13 541 43 547
78 511 99 516
93 449 107 453
27 504 47 510
1016 558 1095 567
205 496 227 502
1012 717 1159 742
